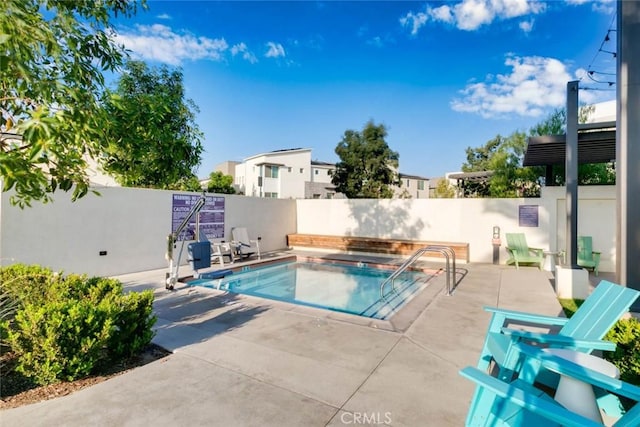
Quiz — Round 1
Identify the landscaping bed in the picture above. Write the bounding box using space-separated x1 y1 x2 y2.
1 344 170 410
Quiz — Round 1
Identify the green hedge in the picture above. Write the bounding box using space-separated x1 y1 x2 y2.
1 264 156 385
605 317 640 385
559 298 640 386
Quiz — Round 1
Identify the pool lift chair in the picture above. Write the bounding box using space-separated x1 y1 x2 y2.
199 227 234 267
231 227 261 260
165 195 232 290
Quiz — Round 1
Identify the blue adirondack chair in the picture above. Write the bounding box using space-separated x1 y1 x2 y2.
505 233 544 269
477 280 640 382
578 236 602 276
461 344 640 426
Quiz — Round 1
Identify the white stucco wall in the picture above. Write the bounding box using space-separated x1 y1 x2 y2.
544 186 617 272
0 187 296 277
0 185 616 276
296 185 616 269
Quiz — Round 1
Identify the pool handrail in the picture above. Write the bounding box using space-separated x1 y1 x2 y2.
380 245 456 300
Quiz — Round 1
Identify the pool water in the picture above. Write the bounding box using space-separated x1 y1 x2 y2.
189 261 435 319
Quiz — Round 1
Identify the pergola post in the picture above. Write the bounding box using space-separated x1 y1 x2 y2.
616 0 640 309
565 81 579 268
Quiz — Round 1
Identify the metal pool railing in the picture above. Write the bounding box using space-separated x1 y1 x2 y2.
380 245 456 299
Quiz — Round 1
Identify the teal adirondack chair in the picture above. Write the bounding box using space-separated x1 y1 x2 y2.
461 344 640 426
505 233 544 269
477 280 640 382
578 236 601 276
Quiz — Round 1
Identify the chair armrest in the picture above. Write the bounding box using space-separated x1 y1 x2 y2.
517 344 640 402
484 306 569 326
501 328 617 351
459 367 602 427
529 247 544 255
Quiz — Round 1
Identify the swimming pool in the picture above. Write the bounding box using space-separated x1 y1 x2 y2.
188 260 436 319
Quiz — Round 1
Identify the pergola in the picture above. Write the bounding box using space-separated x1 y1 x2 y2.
523 121 616 184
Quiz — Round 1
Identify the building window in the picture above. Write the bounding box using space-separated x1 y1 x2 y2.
326 193 334 199
418 180 425 190
264 192 278 198
406 179 410 187
265 165 279 178
288 167 292 173
300 168 304 174
314 169 319 175
312 194 321 199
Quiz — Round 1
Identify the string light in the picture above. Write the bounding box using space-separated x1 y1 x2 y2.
579 86 615 92
581 12 617 89
586 72 615 86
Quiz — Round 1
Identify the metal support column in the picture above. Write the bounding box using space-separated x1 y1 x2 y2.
565 80 579 268
616 0 640 309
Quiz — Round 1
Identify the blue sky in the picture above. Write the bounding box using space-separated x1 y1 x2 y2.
111 0 617 179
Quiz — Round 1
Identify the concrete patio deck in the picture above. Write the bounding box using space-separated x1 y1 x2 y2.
2 254 572 427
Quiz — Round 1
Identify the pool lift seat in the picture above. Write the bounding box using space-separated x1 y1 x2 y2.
231 227 261 260
165 195 233 290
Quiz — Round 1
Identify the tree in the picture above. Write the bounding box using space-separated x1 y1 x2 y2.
1 0 145 207
433 179 455 198
331 121 400 198
100 61 204 189
170 175 203 193
206 171 235 194
461 104 613 198
461 133 539 197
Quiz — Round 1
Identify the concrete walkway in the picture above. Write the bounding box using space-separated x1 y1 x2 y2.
1 260 565 427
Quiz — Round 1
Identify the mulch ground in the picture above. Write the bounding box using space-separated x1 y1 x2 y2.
0 344 171 410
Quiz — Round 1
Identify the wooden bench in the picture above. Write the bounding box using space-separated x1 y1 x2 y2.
286 234 469 262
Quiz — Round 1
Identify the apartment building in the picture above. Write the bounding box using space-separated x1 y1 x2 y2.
234 147 429 199
396 173 429 199
235 148 312 198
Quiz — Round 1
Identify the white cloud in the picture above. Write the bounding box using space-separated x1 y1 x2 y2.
156 13 171 20
399 11 428 36
566 0 614 13
230 42 258 64
450 55 597 118
366 34 395 48
265 42 286 58
114 24 228 65
519 19 534 33
429 5 454 23
592 0 615 14
452 0 494 30
367 36 384 48
401 0 546 34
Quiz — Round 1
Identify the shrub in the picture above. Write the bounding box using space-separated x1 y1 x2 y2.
605 317 640 385
108 290 156 360
1 264 156 385
0 288 19 367
0 264 57 306
8 299 114 383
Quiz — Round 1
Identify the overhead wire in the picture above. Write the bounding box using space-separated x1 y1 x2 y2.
580 12 617 90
